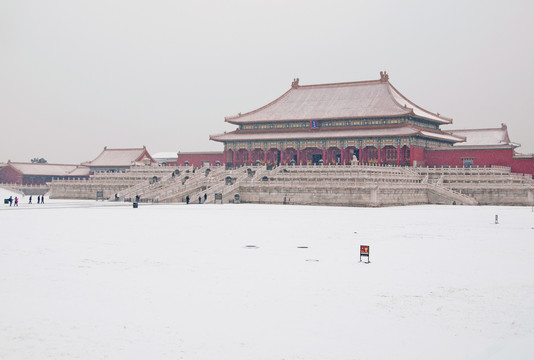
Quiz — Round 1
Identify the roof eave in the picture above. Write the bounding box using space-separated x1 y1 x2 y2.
224 113 415 125
387 82 453 124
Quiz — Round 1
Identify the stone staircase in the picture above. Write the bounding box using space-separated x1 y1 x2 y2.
426 182 479 205
152 166 227 203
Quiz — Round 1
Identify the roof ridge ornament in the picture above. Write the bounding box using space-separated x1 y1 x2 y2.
380 71 389 82
291 78 300 88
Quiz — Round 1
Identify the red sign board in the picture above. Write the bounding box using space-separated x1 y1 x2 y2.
360 245 370 263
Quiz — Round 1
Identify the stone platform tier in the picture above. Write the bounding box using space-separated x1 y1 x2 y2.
48 164 534 207
48 166 185 200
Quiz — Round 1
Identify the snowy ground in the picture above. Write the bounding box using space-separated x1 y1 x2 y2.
1 187 534 359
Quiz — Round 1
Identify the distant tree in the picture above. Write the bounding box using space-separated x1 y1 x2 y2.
31 157 48 163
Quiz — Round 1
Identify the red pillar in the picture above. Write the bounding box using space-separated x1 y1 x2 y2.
233 150 237 167
410 145 414 166
397 145 401 166
280 148 284 165
264 149 267 164
297 148 300 165
248 149 252 166
377 146 381 165
223 149 227 166
359 146 363 165
340 147 344 165
322 147 326 165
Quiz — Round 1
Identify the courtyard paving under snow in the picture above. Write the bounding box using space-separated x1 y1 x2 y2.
1 188 533 359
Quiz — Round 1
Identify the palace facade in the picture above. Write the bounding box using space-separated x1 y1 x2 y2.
210 73 534 177
210 72 463 167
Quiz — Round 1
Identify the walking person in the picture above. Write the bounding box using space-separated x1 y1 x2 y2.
198 196 201 204
8 196 12 206
186 195 190 204
204 193 207 202
29 195 32 204
14 197 18 206
41 195 44 204
37 195 40 204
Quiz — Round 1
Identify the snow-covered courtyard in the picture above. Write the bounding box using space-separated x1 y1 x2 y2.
1 188 533 359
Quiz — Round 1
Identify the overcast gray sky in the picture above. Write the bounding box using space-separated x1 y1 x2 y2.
1 0 533 164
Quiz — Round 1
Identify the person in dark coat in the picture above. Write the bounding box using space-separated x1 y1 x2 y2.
186 195 190 204
198 196 201 204
41 196 44 204
9 196 13 206
29 195 32 204
204 193 207 202
37 195 40 204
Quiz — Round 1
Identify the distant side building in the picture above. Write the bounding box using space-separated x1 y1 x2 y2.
152 152 179 166
81 146 155 173
425 124 534 175
176 152 224 167
0 161 90 185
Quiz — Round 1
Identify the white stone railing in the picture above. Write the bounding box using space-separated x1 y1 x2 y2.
262 171 422 183
1 182 49 189
416 165 512 175
280 164 407 175
240 180 424 191
446 183 534 190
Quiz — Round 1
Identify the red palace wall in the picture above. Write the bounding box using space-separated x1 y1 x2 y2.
411 146 426 166
162 161 178 166
425 148 534 177
177 153 224 167
511 157 534 177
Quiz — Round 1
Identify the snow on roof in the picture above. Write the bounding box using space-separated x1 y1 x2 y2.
83 147 152 167
513 152 534 159
419 130 465 142
67 167 92 176
7 162 90 176
177 151 224 155
448 124 518 148
211 125 463 143
388 83 452 123
152 152 178 160
225 74 451 124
